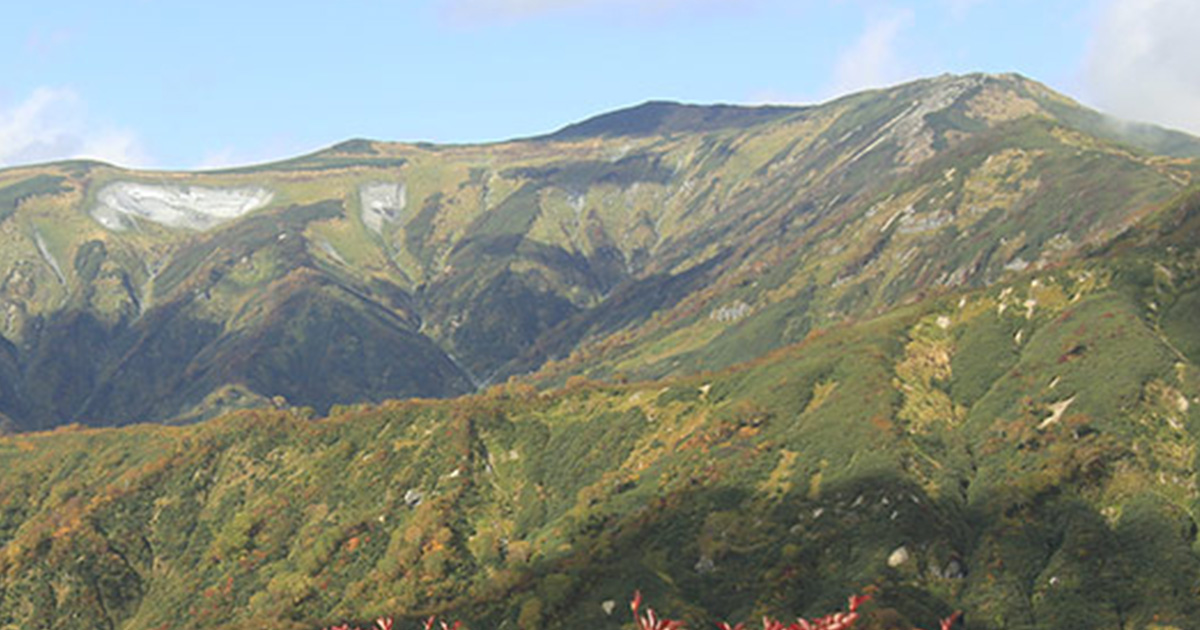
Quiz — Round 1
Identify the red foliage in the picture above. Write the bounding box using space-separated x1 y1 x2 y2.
636 591 959 630
323 617 400 630
932 610 963 630
422 616 461 630
716 594 868 630
320 591 962 630
632 590 686 630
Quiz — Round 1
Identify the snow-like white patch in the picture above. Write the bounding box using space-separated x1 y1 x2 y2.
1005 257 1030 272
1038 396 1076 430
1024 298 1038 319
32 229 65 285
359 182 406 234
316 238 348 266
91 182 273 231
711 300 752 323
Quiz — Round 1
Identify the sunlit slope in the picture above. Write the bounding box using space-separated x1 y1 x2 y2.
0 198 1197 628
0 73 1196 429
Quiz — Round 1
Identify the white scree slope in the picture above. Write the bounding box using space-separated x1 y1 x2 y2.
92 182 274 231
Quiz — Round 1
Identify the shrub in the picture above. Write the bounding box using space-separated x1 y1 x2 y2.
321 591 962 630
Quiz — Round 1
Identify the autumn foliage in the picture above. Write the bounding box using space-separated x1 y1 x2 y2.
322 592 962 630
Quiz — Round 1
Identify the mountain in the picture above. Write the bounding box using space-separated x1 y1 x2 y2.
0 72 1196 431
543 100 804 139
0 72 1197 629
0 197 1198 629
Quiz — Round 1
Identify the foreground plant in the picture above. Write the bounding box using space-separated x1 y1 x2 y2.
710 592 869 630
322 591 961 630
640 590 960 630
322 616 460 630
632 590 686 630
323 618 393 630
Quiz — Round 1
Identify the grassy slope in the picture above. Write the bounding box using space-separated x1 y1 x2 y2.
0 74 1196 430
0 77 1197 630
0 223 1196 629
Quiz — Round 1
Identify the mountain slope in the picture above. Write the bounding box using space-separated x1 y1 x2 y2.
0 202 1197 628
0 73 1196 431
0 72 1197 629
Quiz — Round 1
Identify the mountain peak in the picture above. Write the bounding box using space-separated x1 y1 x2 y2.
545 100 804 140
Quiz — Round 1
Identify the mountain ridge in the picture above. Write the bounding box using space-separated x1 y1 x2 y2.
0 72 1195 430
541 99 806 141
12 72 1198 174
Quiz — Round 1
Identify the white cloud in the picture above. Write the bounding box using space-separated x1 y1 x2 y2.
1085 0 1200 135
828 8 916 97
0 87 147 168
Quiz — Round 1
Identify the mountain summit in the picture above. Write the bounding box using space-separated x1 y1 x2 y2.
544 100 804 139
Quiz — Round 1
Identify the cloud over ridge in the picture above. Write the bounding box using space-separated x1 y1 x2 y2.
829 8 917 96
1086 0 1200 135
0 87 145 168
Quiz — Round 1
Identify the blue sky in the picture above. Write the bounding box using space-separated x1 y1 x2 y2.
1 0 1197 169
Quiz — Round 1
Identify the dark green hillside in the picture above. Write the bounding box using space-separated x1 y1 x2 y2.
1 200 473 429
0 174 69 223
0 215 1196 628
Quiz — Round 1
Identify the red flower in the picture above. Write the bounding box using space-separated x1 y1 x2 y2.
939 611 962 630
631 591 686 630
761 617 787 630
323 589 952 630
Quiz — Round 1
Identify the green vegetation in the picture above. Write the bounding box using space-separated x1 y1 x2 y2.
0 72 1195 628
0 73 1194 430
0 233 1196 628
0 174 70 223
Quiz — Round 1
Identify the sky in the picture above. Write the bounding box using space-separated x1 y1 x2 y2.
1 0 1197 170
